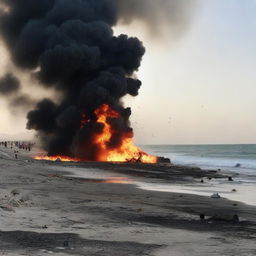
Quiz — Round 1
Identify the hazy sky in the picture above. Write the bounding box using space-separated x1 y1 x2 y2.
119 0 256 145
0 0 256 144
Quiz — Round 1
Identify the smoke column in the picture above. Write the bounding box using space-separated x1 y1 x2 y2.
0 73 20 95
0 72 35 112
0 0 197 160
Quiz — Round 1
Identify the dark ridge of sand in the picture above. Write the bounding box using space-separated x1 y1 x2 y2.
33 160 232 186
0 146 256 255
0 231 161 255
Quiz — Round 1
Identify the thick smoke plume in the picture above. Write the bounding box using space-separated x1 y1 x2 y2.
0 73 20 95
0 72 35 112
0 0 197 160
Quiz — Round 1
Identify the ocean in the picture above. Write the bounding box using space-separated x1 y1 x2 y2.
139 144 256 205
49 144 256 206
142 144 256 174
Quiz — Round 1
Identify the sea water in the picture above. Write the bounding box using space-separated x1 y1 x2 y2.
142 144 256 174
58 145 256 206
139 144 256 205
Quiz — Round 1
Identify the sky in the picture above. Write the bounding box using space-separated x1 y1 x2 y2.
118 0 256 145
0 0 256 144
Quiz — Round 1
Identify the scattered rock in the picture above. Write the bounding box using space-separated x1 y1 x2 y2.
211 193 221 199
235 163 241 168
228 177 233 181
232 189 237 192
157 157 171 164
200 179 204 183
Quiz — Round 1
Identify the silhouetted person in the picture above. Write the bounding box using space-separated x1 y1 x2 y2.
200 214 205 222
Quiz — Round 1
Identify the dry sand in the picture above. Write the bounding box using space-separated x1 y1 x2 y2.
0 146 256 256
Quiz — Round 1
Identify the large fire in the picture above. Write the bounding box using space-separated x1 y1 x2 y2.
92 104 157 163
34 104 157 164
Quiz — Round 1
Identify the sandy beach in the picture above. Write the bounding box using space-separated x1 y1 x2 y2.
0 146 255 256
0 0 255 255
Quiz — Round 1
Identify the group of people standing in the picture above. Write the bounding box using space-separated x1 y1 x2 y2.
0 141 34 159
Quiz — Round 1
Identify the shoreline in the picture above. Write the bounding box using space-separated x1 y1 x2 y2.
52 161 256 206
0 146 256 255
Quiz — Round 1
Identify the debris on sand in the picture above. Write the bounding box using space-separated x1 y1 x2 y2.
0 204 15 212
0 190 33 212
157 157 171 164
208 214 240 224
8 198 21 207
211 193 221 199
11 189 20 196
20 194 30 203
228 177 234 181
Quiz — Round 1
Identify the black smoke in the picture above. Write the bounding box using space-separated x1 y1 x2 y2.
0 0 145 160
0 0 197 160
0 73 20 95
0 72 35 112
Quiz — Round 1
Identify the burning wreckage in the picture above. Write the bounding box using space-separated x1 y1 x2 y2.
0 0 170 164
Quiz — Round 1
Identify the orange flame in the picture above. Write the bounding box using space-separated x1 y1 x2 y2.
92 104 157 163
34 104 157 164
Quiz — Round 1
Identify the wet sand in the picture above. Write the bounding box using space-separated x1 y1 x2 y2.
0 146 256 255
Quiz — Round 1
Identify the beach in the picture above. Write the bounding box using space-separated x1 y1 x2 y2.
0 146 256 256
0 1 255 255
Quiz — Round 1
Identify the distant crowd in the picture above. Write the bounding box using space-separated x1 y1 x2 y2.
0 140 35 159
